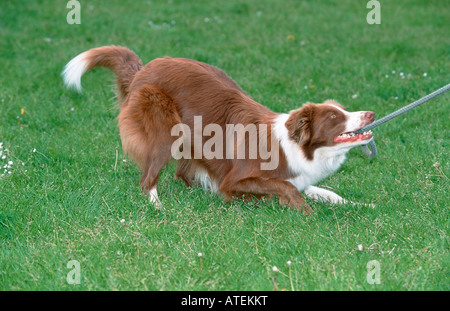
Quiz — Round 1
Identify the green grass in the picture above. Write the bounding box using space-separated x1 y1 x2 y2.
0 0 448 290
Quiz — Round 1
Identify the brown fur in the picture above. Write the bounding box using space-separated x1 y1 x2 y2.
82 46 143 99
286 102 348 160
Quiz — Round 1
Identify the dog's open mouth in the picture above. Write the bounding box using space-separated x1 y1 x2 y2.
334 130 372 143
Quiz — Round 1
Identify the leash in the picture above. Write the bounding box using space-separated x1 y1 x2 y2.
355 83 450 158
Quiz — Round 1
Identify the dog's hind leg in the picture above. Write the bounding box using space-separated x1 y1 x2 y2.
140 146 172 208
119 85 181 208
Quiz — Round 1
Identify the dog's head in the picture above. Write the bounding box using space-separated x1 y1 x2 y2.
285 100 375 159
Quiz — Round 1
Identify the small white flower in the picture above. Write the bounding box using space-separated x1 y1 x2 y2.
1 156 5 160
352 94 358 99
385 74 389 78
392 70 396 74
122 159 127 163
399 72 404 76
423 72 427 77
272 266 279 272
204 17 210 22
120 219 125 223
32 148 36 153
8 171 11 175
357 244 364 251
287 260 292 266
8 161 13 165
198 252 203 258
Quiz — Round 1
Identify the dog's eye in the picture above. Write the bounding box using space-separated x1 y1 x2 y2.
330 114 336 119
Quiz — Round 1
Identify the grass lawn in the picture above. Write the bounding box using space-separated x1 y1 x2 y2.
0 0 448 290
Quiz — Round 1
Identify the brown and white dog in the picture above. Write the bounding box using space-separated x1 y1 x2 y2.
63 46 375 214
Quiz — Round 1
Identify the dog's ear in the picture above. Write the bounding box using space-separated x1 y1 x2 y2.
285 104 314 144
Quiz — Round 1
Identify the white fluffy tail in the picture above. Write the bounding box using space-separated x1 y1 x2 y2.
62 51 89 92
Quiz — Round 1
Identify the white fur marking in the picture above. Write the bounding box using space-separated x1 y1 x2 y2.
304 186 347 204
149 186 162 209
273 113 306 176
62 52 89 92
194 167 218 192
329 103 366 133
304 186 375 207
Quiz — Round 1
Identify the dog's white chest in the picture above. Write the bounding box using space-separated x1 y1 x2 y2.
287 151 347 191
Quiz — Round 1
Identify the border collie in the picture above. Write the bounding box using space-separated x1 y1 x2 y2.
63 46 374 214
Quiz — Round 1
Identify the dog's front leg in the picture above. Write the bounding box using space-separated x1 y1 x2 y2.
303 186 348 204
220 177 312 215
304 186 376 208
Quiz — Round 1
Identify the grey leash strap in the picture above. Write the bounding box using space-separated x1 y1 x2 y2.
356 83 450 158
361 139 377 158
